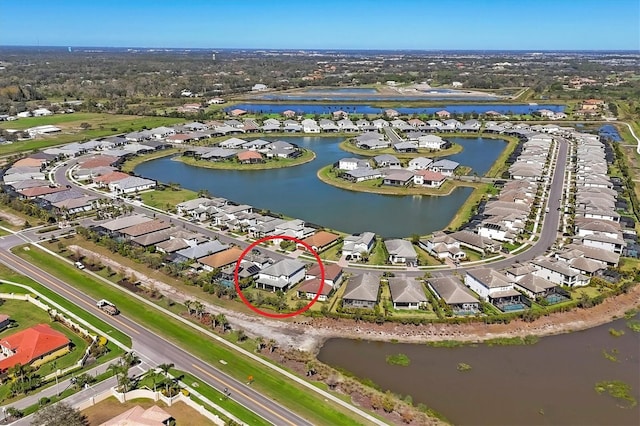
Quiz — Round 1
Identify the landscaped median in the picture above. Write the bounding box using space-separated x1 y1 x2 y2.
12 245 381 426
176 148 316 170
317 164 480 196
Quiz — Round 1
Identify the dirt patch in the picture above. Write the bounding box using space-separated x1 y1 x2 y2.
0 210 25 227
82 396 215 425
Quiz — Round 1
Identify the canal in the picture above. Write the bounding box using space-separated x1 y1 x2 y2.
135 136 506 237
318 315 640 425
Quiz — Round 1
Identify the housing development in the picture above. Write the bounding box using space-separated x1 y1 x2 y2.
0 4 638 425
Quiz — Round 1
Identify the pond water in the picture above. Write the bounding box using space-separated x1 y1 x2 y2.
318 315 640 425
227 103 564 116
599 124 623 142
134 136 506 237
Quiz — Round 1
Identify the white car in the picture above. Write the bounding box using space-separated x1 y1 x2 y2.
74 261 85 269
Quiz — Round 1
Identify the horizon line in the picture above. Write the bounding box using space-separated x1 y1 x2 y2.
0 44 638 53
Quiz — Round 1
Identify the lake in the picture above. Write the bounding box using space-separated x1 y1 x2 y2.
135 136 506 237
318 315 640 425
227 103 564 115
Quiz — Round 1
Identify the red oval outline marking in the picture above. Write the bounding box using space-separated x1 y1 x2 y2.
234 235 325 318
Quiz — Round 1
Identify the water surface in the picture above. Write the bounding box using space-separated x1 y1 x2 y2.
318 316 640 425
135 137 505 237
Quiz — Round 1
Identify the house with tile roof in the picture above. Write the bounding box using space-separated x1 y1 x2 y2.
427 276 479 313
299 231 341 253
0 324 71 372
342 273 380 309
388 277 427 310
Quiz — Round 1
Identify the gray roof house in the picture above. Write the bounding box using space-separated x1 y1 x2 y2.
342 273 380 309
342 232 376 259
427 276 479 313
388 277 427 309
256 259 306 292
373 154 401 168
173 240 229 263
384 239 417 265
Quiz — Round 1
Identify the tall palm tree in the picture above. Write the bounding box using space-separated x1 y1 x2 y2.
157 363 175 394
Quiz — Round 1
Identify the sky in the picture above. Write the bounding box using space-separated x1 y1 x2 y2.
1 0 639 50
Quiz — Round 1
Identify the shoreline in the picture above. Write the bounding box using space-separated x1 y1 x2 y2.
305 282 640 353
175 148 316 170
339 139 464 158
316 164 479 197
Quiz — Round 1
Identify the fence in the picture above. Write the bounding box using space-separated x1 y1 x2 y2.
76 387 225 425
0 292 98 380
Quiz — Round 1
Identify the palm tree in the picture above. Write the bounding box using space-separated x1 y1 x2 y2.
193 301 205 319
148 371 163 392
216 314 228 332
255 337 265 352
158 363 175 394
184 300 193 315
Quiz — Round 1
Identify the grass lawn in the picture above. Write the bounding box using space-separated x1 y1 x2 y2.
13 246 367 425
139 188 199 210
172 369 271 426
319 241 343 261
461 248 484 262
0 114 184 156
573 286 606 299
415 245 444 266
0 298 53 335
45 237 255 314
120 148 182 173
82 396 215 426
446 184 489 231
177 148 315 170
618 257 640 274
318 164 476 197
365 240 388 265
0 264 131 347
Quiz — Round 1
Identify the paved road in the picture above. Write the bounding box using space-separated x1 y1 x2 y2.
0 245 312 426
382 126 403 144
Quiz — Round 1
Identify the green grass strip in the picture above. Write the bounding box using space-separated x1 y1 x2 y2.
14 246 367 425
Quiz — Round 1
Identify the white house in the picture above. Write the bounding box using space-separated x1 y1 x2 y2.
32 108 53 117
252 83 268 91
530 258 589 287
419 232 466 260
108 176 156 194
338 158 370 171
342 232 376 260
418 135 447 150
407 157 433 170
464 268 514 301
256 259 306 292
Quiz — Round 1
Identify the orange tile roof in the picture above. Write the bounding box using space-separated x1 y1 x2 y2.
0 324 70 372
297 278 332 296
237 151 263 161
199 247 243 269
94 171 130 184
301 231 340 250
307 263 343 282
19 186 66 198
415 170 445 181
13 158 45 168
79 155 119 169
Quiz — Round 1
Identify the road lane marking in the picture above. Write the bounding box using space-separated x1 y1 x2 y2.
0 250 140 335
191 363 297 426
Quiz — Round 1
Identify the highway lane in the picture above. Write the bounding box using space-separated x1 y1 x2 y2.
0 247 312 426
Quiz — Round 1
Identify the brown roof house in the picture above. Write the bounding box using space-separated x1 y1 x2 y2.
298 264 344 301
388 277 427 310
299 231 341 253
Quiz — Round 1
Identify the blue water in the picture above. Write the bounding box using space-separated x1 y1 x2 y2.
227 103 564 115
135 137 507 237
598 124 622 142
250 95 500 101
303 88 379 94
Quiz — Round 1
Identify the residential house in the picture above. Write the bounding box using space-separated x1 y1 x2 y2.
299 231 341 253
383 170 415 187
450 230 500 255
199 247 244 272
298 263 344 301
414 170 446 188
388 277 427 310
342 273 380 309
342 232 376 260
373 154 401 168
385 239 417 265
464 269 525 310
0 324 71 373
430 159 459 176
427 276 479 313
419 232 466 260
337 158 370 171
407 157 433 171
530 257 589 287
256 259 306 292
108 176 156 194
